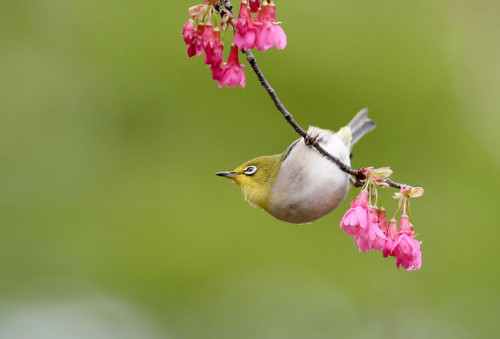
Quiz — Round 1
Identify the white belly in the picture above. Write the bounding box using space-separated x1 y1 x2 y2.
268 127 351 224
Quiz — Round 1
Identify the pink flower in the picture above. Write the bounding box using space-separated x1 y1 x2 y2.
340 190 369 236
202 22 215 49
370 208 389 250
353 207 387 252
371 208 388 250
383 218 398 258
385 215 422 271
218 44 246 88
211 63 224 83
182 19 195 45
203 25 224 66
399 214 414 233
234 1 256 50
249 0 260 13
377 208 387 234
253 2 287 51
183 19 198 57
207 29 224 66
192 23 205 56
393 233 422 271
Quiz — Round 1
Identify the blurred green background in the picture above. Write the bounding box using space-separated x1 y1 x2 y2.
0 0 498 338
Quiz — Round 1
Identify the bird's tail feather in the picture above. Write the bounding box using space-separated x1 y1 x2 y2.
348 108 376 146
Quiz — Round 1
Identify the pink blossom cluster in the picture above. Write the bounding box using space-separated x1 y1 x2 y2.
181 1 286 88
183 17 244 88
234 1 287 51
340 170 423 271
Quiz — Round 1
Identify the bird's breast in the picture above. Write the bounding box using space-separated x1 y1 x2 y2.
267 129 351 224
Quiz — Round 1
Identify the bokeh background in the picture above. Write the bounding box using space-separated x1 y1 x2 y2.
1 0 499 338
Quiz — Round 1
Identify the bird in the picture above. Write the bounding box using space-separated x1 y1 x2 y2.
215 109 376 224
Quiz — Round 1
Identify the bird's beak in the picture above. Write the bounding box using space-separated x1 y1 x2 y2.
215 171 239 180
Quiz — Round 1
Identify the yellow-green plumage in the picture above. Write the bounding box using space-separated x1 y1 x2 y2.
231 155 282 209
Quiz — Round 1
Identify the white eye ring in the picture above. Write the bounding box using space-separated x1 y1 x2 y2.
244 165 258 176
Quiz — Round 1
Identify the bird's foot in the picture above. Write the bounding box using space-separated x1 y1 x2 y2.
304 132 321 146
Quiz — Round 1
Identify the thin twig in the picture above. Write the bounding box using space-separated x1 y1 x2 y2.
244 50 362 179
383 179 409 190
219 0 410 189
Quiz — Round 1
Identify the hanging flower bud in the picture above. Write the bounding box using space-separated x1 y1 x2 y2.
353 206 387 252
234 1 257 50
386 215 422 270
253 1 287 51
182 19 195 45
205 27 224 66
202 22 215 49
219 44 246 88
340 190 369 236
383 218 398 258
377 208 387 234
192 23 206 56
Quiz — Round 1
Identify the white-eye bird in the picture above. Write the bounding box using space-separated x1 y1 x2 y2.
215 109 376 224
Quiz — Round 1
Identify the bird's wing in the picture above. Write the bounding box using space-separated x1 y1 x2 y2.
281 138 300 162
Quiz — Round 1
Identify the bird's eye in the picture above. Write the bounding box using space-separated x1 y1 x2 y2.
244 165 258 176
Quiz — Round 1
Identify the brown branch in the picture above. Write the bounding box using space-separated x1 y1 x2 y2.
220 0 233 12
219 0 411 189
383 179 410 190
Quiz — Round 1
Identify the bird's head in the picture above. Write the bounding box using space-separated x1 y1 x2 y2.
215 155 282 210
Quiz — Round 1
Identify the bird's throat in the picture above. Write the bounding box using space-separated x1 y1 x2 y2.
240 181 272 210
